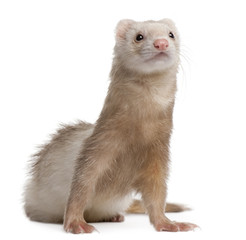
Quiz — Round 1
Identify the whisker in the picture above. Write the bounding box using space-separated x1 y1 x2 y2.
177 44 192 101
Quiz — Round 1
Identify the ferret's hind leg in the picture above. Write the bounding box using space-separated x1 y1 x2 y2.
102 214 125 222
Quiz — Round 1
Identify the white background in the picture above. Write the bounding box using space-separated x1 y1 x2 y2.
0 0 246 239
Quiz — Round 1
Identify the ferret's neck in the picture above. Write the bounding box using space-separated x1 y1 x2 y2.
98 58 177 126
104 57 178 113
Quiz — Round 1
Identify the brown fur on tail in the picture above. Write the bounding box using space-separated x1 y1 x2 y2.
126 200 190 214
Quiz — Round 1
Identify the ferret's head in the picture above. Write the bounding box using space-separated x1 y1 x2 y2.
114 19 180 74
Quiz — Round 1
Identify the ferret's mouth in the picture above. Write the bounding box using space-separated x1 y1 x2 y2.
154 52 169 59
147 51 169 62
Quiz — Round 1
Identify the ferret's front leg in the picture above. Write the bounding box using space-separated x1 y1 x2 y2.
64 133 120 234
136 147 198 232
63 154 97 233
63 154 101 233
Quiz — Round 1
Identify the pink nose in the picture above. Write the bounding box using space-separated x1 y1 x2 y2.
153 39 169 50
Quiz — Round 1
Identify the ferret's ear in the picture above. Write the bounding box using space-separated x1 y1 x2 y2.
115 19 135 41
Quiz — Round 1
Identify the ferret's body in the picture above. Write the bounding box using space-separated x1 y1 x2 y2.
24 19 197 233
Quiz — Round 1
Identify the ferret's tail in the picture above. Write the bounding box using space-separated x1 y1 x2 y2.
126 200 190 214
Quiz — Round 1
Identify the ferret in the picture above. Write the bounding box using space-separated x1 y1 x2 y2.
24 19 198 233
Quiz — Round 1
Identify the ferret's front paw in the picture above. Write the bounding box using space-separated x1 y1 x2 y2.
155 220 199 232
64 219 95 234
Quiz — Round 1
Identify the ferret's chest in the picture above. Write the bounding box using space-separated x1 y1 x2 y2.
128 78 176 110
149 81 176 109
104 80 176 142
122 101 173 144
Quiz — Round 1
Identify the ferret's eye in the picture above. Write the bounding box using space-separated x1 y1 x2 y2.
169 32 175 39
135 34 144 42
